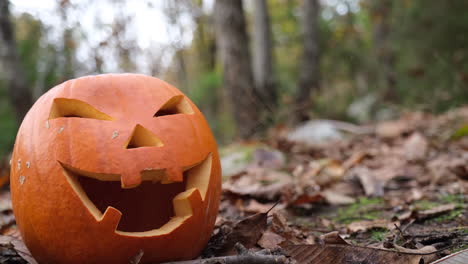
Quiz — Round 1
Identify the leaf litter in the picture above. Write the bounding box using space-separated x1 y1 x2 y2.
0 108 468 263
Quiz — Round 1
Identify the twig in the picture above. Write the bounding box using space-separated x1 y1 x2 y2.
161 243 288 264
266 200 281 215
160 254 287 264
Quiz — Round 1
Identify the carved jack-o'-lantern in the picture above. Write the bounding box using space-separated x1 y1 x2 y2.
10 74 221 264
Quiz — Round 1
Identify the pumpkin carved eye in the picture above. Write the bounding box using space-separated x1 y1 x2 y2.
154 95 194 117
49 98 114 121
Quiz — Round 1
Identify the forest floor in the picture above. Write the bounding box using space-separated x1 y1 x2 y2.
0 108 467 263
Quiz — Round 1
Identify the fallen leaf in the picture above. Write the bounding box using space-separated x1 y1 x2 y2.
347 219 397 233
376 120 409 138
301 159 345 187
319 231 348 245
395 211 413 222
285 244 422 264
240 200 280 214
392 244 437 254
342 151 369 170
0 229 37 264
403 133 428 161
431 248 468 263
129 249 144 264
322 190 356 205
448 155 468 180
291 193 323 206
252 148 285 169
417 204 456 221
212 209 271 255
223 167 293 201
450 164 468 180
0 192 12 213
269 212 305 245
257 231 285 249
350 167 384 197
393 244 439 263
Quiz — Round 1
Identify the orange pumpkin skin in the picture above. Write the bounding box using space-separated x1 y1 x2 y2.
10 74 221 264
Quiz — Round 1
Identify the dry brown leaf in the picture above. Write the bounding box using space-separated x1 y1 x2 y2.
251 148 285 169
268 212 305 246
393 245 439 263
347 219 397 233
319 231 348 245
213 210 270 255
376 120 409 138
0 229 37 264
322 190 356 205
295 159 345 187
285 244 422 264
223 167 292 200
0 155 11 190
290 193 323 206
396 211 413 221
431 248 468 263
393 244 437 254
257 231 285 249
318 159 345 185
350 167 384 197
403 133 428 161
417 204 456 221
129 249 144 264
240 200 279 214
0 192 12 213
342 151 369 170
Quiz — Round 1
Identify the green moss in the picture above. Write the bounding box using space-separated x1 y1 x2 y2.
451 124 468 140
370 228 389 242
414 200 440 210
440 194 465 204
414 194 465 222
449 242 468 254
430 208 464 222
334 197 384 224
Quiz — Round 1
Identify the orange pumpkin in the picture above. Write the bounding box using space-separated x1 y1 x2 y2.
10 74 221 264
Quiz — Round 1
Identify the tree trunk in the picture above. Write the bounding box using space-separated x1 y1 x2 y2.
0 0 33 124
252 0 276 111
214 0 259 138
295 0 320 122
370 0 396 101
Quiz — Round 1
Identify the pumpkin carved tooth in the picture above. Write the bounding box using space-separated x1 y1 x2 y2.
58 152 212 234
163 166 184 183
100 206 123 231
120 171 143 188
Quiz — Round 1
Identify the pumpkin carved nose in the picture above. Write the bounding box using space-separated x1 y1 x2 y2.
124 124 163 149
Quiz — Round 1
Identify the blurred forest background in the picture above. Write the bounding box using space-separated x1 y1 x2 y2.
1 0 468 158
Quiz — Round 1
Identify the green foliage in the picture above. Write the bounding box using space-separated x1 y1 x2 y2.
189 70 221 109
0 12 73 157
0 83 16 157
188 70 236 143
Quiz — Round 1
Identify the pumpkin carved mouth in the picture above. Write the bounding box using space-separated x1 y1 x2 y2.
60 153 212 235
